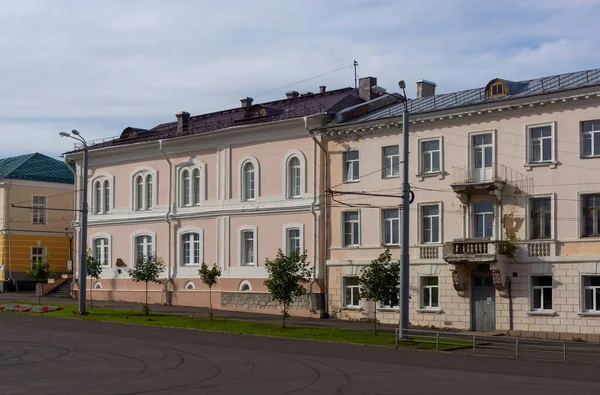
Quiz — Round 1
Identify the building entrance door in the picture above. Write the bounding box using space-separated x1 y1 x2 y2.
471 275 496 332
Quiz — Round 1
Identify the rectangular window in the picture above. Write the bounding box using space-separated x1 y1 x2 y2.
30 246 46 264
582 194 600 237
583 276 600 312
343 211 360 246
382 145 399 178
529 126 553 163
343 277 360 307
531 276 553 311
287 228 301 255
182 233 201 265
473 202 494 238
420 276 439 309
343 151 359 182
582 120 600 158
32 195 47 224
421 140 441 174
134 235 153 264
103 182 110 213
382 209 399 245
93 238 109 266
530 197 551 239
421 205 440 243
241 230 255 265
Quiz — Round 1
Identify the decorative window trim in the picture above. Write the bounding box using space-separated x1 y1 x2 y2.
30 246 47 267
176 158 207 207
342 150 360 183
419 275 440 310
486 80 508 98
237 225 258 266
417 201 443 244
176 226 204 266
184 281 196 290
381 207 400 246
580 119 600 159
90 171 115 214
524 121 558 170
129 166 158 211
130 229 157 267
469 201 496 239
341 209 361 247
529 275 554 312
416 137 445 181
467 130 497 183
93 282 102 290
577 191 600 239
282 150 307 199
342 276 360 307
90 232 112 268
282 223 305 255
381 145 400 179
239 156 260 202
525 193 556 241
31 194 48 225
238 280 252 291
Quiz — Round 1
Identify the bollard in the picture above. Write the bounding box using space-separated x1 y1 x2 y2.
515 338 519 358
473 335 476 354
436 332 440 351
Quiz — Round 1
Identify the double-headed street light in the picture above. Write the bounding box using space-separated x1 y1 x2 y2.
373 82 411 339
60 130 89 315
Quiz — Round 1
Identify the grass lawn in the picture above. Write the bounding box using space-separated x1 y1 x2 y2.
1 302 469 351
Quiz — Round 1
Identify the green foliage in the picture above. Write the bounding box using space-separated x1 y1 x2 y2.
264 249 312 328
26 257 52 280
358 249 400 335
86 248 104 309
199 262 222 320
498 232 519 258
129 255 166 315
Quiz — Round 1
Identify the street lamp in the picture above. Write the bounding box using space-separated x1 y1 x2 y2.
373 81 410 339
60 129 89 315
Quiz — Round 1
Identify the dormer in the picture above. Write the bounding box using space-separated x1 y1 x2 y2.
485 78 510 98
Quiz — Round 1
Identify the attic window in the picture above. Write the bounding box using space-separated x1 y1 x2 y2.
488 81 507 98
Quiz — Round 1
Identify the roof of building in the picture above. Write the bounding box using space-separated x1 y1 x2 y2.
334 67 600 125
0 153 74 184
74 87 364 152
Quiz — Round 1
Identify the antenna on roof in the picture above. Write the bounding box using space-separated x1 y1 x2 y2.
353 60 359 89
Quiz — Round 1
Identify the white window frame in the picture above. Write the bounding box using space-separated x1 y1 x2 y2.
342 276 360 307
582 275 600 313
341 210 360 247
184 281 196 290
581 120 600 158
176 226 204 267
176 159 206 208
238 280 252 291
282 223 304 256
239 156 260 202
471 201 495 239
32 195 47 224
30 246 46 266
578 191 600 238
530 275 553 311
420 276 440 309
526 194 555 240
91 232 112 268
238 225 258 266
418 202 442 244
343 151 359 182
417 137 444 180
130 166 158 211
382 208 400 246
524 122 557 170
282 150 306 199
130 230 156 267
382 145 400 178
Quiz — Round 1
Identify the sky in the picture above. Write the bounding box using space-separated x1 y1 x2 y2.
1 0 600 159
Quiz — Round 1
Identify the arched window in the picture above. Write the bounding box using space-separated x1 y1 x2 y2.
288 157 301 198
243 162 255 201
184 281 195 290
135 175 144 210
93 237 109 266
94 282 102 290
181 232 201 266
192 168 201 205
182 169 190 206
103 180 110 213
94 181 102 214
91 174 113 215
238 280 252 291
145 174 153 209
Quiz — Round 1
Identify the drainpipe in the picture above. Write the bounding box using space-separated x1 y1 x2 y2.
6 184 12 284
508 277 513 332
64 156 78 297
305 116 329 317
159 140 174 305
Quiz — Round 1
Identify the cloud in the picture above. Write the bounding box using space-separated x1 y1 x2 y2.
0 0 599 157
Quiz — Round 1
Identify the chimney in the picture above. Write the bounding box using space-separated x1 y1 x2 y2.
358 76 378 101
416 80 436 98
176 111 190 134
285 90 300 99
319 85 326 93
301 91 314 96
240 97 254 107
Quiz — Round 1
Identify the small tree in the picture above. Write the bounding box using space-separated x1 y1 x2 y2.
26 257 52 306
358 249 400 335
264 249 312 328
86 248 104 309
199 262 222 321
129 254 165 315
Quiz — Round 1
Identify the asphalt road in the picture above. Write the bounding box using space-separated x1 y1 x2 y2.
2 315 600 395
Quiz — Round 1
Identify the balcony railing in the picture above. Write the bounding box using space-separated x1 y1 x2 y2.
451 164 534 195
526 241 555 257
419 246 440 260
443 239 500 263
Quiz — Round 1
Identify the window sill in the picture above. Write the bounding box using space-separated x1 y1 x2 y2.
580 155 600 160
341 245 361 249
181 264 201 267
578 312 600 317
527 310 556 317
240 264 257 267
524 161 558 171
377 307 399 312
382 175 399 180
340 306 361 311
416 308 443 314
416 172 445 182
343 179 360 184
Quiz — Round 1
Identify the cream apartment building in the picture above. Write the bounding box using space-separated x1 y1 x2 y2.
316 68 600 340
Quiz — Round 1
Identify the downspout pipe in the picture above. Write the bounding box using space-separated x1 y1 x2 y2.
305 116 329 317
159 140 174 305
64 156 78 297
5 183 12 284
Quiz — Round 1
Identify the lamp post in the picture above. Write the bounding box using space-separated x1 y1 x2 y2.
373 82 410 339
60 130 89 315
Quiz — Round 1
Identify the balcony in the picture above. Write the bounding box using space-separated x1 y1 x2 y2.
443 239 503 264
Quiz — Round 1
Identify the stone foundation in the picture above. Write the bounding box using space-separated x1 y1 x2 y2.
221 292 323 312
